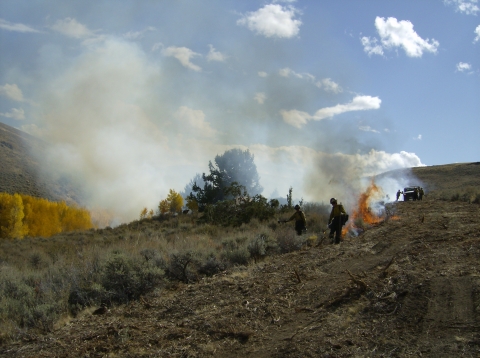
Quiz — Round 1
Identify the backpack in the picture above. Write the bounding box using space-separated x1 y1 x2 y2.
341 213 349 226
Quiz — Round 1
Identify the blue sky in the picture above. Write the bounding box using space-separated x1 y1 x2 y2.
0 0 479 219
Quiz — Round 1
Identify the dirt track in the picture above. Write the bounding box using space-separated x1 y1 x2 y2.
2 197 479 357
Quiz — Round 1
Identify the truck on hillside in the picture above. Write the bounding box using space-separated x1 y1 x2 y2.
403 186 420 201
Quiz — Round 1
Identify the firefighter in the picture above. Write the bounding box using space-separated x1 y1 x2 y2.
282 204 307 236
328 198 347 244
396 190 402 201
419 187 424 200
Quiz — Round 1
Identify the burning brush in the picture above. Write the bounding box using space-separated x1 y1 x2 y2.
344 180 390 237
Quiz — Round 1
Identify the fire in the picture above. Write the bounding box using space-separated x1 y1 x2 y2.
353 181 383 225
343 180 385 236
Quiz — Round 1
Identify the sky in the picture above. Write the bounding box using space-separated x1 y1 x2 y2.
0 0 479 221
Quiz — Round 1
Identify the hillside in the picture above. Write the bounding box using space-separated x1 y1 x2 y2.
379 162 480 195
0 162 479 357
0 122 82 205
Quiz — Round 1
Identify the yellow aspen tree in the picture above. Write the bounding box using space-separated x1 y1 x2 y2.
167 189 183 214
60 203 92 232
159 199 169 214
0 193 27 239
147 209 154 219
140 207 148 220
9 193 26 239
0 192 12 238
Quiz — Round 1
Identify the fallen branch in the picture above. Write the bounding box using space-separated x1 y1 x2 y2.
346 270 368 291
293 269 302 283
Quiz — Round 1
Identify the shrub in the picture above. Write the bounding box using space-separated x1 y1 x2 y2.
247 233 276 263
165 251 199 283
222 248 250 266
276 229 304 254
0 268 65 333
247 235 266 263
68 283 107 316
197 253 226 277
101 251 164 303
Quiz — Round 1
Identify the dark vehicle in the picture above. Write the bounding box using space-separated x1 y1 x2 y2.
403 186 420 201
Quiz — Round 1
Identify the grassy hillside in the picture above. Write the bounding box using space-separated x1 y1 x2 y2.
1 129 479 356
378 162 480 196
0 162 479 356
0 122 82 205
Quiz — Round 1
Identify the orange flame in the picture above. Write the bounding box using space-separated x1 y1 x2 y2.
343 180 384 236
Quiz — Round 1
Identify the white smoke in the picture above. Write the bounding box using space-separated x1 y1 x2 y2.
25 35 425 225
34 38 214 222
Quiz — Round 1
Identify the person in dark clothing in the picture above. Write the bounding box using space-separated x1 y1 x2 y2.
396 190 402 201
328 198 347 244
283 204 307 235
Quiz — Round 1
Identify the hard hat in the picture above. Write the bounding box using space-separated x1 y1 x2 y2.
294 204 300 210
330 198 337 204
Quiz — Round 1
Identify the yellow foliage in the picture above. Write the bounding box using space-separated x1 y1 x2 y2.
159 199 169 214
0 193 93 239
0 193 27 239
158 189 184 215
140 207 148 220
167 189 183 213
186 196 199 212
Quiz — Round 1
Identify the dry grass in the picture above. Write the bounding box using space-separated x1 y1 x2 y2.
0 209 329 342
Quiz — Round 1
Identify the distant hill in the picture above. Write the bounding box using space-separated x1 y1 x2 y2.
376 161 480 195
0 122 82 204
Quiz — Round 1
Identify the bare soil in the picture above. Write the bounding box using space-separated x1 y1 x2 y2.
2 197 479 357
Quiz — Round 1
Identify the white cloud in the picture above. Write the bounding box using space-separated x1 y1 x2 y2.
254 92 266 104
474 25 480 42
123 27 155 40
414 134 422 140
50 18 94 38
456 62 472 72
0 19 40 33
162 46 202 71
279 67 293 77
237 4 302 38
0 108 25 120
280 109 311 128
258 71 268 77
279 67 310 79
363 17 439 58
361 36 384 56
318 78 343 94
445 0 479 15
207 44 227 62
280 68 342 93
174 106 216 137
0 83 24 101
359 125 380 133
312 95 381 120
280 96 381 128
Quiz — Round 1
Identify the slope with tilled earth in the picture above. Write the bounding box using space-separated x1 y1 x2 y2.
2 198 479 357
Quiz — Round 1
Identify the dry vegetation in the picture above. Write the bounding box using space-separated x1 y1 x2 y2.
0 162 479 357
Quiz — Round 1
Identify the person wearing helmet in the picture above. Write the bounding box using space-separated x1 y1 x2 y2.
328 198 346 244
283 204 307 235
